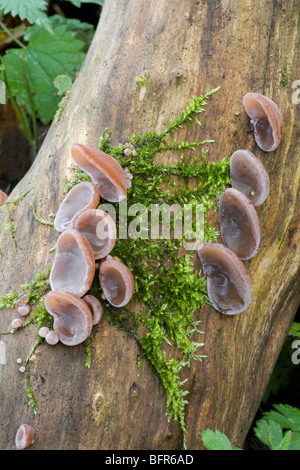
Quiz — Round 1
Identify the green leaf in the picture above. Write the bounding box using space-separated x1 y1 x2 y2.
254 419 286 449
288 431 300 450
49 15 95 32
54 75 73 96
288 321 300 339
254 405 300 450
0 0 49 26
2 22 86 124
275 431 292 450
201 429 241 450
264 404 300 433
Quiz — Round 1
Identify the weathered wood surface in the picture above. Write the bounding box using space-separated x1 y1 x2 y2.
0 0 299 450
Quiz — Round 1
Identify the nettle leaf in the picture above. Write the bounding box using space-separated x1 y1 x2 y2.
0 0 49 26
2 23 86 124
201 429 241 450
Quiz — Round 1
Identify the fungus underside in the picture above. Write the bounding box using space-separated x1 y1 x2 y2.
0 88 231 447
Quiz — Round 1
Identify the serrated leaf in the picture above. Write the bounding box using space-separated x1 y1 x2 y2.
0 0 49 26
254 418 287 449
2 23 86 124
288 431 300 450
264 404 300 432
49 15 94 32
275 431 292 450
201 429 241 450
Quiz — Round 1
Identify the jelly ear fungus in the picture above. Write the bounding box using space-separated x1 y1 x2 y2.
197 243 252 315
219 188 262 260
74 209 117 260
15 424 35 450
54 181 100 232
83 294 104 325
45 290 93 346
243 92 282 152
230 150 270 207
71 143 127 202
0 189 7 204
99 257 134 308
50 228 95 297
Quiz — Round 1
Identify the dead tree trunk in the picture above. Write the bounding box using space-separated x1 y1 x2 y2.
0 0 299 450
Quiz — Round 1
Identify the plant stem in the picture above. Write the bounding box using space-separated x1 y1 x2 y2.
20 55 38 155
1 65 34 145
0 20 26 49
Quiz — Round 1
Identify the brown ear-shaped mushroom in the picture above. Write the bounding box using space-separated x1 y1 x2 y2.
243 92 282 151
99 258 134 308
50 229 95 297
54 181 100 232
45 290 93 346
71 143 127 202
197 242 252 315
15 424 35 450
74 209 117 260
0 189 7 204
230 149 270 207
219 188 262 260
82 294 103 325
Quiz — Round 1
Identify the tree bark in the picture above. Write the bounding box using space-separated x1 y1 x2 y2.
0 0 299 450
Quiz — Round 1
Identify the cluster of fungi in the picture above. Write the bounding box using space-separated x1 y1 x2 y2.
198 92 282 315
1 91 281 449
46 143 135 347
12 144 135 449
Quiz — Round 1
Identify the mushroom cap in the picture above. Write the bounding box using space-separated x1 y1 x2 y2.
99 258 134 308
50 228 95 297
0 189 7 204
54 181 100 232
45 330 60 345
219 188 262 260
197 242 252 315
45 290 93 346
71 143 127 202
74 209 117 260
38 326 49 338
15 424 35 450
243 92 282 151
15 293 30 308
230 149 270 206
82 294 103 325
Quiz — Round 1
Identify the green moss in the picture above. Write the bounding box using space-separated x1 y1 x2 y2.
0 88 231 447
281 73 288 87
135 72 149 88
30 203 54 226
1 190 31 252
53 89 71 125
0 267 51 309
89 88 229 446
